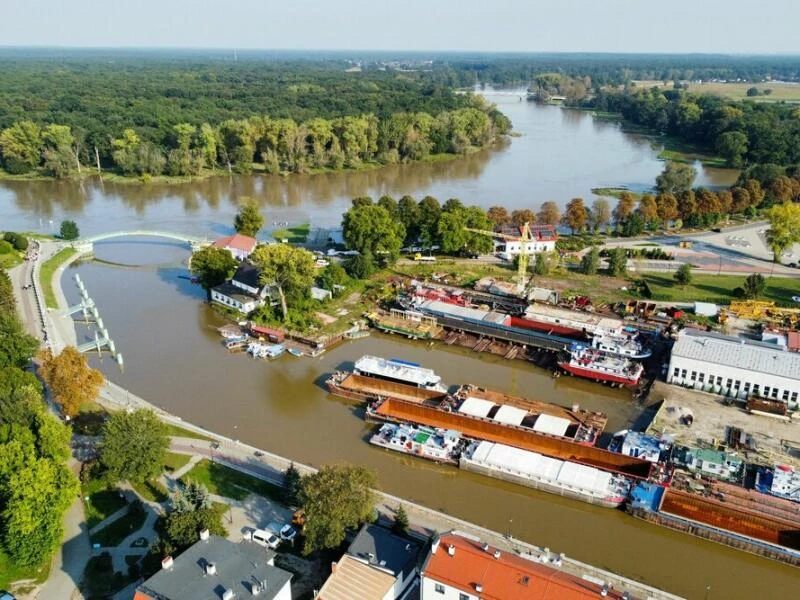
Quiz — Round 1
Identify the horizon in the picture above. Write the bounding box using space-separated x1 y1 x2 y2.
2 0 799 54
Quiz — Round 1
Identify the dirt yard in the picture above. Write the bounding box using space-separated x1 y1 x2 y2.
647 381 800 467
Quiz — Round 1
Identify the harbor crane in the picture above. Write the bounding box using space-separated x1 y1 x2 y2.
464 221 535 293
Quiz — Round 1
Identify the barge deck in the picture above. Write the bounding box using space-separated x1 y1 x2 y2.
327 372 447 403
369 397 653 479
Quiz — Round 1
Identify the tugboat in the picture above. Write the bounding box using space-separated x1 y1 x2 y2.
557 343 643 386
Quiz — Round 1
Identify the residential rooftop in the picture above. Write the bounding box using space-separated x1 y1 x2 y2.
347 523 421 579
672 329 800 380
232 262 262 288
316 553 395 600
134 535 291 600
422 532 634 600
213 233 258 253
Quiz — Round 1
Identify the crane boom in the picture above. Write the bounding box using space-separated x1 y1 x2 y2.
464 222 533 293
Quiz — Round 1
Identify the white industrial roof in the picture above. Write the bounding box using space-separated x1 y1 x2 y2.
354 355 441 387
492 404 528 426
468 442 614 497
532 413 571 437
459 397 495 418
672 330 800 381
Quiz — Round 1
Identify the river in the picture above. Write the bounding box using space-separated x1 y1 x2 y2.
0 95 737 236
5 100 797 597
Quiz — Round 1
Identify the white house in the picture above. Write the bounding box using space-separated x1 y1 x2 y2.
668 329 800 408
211 263 271 315
317 524 420 600
212 233 258 260
493 224 558 260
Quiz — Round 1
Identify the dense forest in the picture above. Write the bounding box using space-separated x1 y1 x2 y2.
0 54 509 178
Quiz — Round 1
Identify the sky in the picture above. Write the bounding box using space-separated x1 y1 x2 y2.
0 0 798 54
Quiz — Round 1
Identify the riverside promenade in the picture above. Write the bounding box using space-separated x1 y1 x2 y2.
29 237 682 600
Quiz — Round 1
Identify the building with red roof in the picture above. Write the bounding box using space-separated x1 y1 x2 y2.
212 233 258 260
420 532 634 600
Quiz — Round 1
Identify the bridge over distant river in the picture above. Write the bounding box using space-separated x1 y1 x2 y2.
73 230 210 253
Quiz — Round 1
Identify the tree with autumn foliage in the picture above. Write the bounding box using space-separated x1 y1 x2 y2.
562 198 588 234
536 202 561 227
37 346 104 417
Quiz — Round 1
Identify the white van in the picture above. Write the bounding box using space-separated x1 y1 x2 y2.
251 528 280 549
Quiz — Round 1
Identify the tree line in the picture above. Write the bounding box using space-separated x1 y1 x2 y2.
1 268 77 572
585 86 800 167
0 102 509 179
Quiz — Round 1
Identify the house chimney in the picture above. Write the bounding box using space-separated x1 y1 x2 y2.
250 582 261 596
331 561 338 573
493 550 501 559
482 543 490 552
447 544 456 557
600 584 609 597
431 536 441 555
199 528 210 541
161 556 174 570
222 589 234 600
475 583 483 593
206 563 217 576
367 552 376 563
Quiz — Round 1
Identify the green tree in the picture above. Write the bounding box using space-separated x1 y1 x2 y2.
299 464 377 555
344 252 376 279
533 252 550 276
746 87 760 97
342 205 405 263
0 310 38 369
580 247 600 275
190 246 237 296
742 273 766 299
250 244 316 320
766 202 800 262
716 131 748 168
282 463 302 507
622 212 646 237
562 198 588 234
318 263 349 296
0 121 42 174
417 196 442 248
656 162 697 195
42 125 76 178
606 247 628 277
233 199 263 237
172 480 212 514
397 196 420 244
392 504 409 536
351 196 373 208
164 505 226 550
589 198 611 232
377 195 398 220
59 220 80 241
111 128 141 175
99 409 168 483
673 263 693 287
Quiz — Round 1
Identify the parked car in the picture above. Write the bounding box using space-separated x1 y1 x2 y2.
267 521 297 542
251 528 280 549
1 592 16 600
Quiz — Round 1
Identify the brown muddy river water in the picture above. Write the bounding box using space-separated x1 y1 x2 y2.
59 240 798 599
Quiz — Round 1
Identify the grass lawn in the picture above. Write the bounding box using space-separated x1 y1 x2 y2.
271 223 310 243
639 272 800 305
163 452 192 472
0 548 50 591
90 501 147 547
82 552 136 599
40 247 77 308
130 479 170 504
180 459 281 502
630 80 800 102
83 477 128 529
590 187 639 199
0 249 23 269
163 422 214 442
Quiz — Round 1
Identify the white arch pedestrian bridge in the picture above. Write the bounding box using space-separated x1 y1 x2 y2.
75 230 210 252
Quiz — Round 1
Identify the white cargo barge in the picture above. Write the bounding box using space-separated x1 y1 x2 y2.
460 441 632 508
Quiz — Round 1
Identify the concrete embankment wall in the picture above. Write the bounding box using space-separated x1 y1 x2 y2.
375 398 653 478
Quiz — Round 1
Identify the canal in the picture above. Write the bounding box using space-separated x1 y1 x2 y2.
61 240 799 599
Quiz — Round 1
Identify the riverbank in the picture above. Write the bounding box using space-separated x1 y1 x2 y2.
39 247 77 308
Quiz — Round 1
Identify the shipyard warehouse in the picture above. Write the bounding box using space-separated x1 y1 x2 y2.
667 329 800 409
